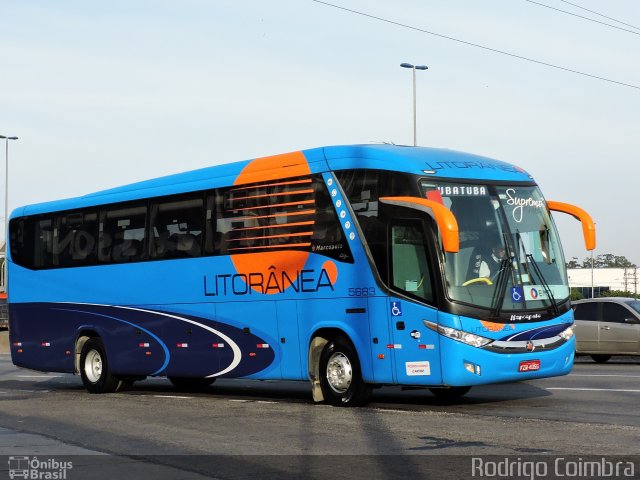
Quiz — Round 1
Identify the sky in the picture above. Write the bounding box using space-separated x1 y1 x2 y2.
1 0 639 264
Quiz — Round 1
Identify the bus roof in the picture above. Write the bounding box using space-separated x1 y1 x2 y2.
14 144 534 218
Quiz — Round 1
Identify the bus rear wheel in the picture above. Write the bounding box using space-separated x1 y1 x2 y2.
319 336 371 407
80 338 123 394
429 386 471 401
168 376 216 392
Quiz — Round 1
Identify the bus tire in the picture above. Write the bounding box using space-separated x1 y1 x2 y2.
168 376 216 392
429 386 471 401
79 338 123 394
591 354 611 363
319 336 371 407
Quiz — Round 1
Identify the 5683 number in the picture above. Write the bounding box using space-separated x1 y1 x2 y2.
348 287 376 297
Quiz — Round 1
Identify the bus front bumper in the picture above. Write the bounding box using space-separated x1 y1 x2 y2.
439 336 575 386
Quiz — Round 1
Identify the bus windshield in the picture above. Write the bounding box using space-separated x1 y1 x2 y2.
420 181 569 315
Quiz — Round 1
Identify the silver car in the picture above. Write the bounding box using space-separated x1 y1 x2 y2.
573 297 640 363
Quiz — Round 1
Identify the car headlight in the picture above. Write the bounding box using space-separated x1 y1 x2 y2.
424 321 493 348
559 324 575 341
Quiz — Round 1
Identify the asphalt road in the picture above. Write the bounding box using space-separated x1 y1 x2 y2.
0 354 639 479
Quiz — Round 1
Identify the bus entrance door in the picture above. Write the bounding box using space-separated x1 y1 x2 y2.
384 213 443 385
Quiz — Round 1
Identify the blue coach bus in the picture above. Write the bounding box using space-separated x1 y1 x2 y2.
7 145 595 406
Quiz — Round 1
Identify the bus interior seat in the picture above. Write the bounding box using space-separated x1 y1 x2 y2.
115 239 141 261
176 233 197 256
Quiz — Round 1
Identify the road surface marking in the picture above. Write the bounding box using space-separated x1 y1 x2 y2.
548 387 640 393
571 374 640 378
152 395 192 399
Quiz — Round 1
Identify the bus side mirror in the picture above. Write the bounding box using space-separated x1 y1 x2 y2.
547 201 596 251
379 196 459 253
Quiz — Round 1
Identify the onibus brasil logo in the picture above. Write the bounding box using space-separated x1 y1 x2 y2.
8 456 72 479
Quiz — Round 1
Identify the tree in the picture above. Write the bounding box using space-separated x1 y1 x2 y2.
566 257 580 269
578 253 636 269
598 290 639 299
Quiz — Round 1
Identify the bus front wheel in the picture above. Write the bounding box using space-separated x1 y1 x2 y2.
319 336 371 407
79 338 123 394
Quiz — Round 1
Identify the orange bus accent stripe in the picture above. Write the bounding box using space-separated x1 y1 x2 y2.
228 231 313 242
228 243 311 251
230 209 316 222
230 179 312 191
228 189 314 203
230 199 315 212
232 221 316 232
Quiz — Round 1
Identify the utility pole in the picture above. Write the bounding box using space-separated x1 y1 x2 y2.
590 250 594 298
624 267 629 292
0 135 18 292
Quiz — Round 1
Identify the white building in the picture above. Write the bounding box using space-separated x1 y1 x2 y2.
567 268 640 298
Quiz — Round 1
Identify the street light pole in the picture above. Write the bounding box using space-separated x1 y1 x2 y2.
0 135 18 291
400 63 428 146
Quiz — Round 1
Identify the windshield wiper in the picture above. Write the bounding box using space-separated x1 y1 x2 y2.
514 229 560 316
527 253 560 315
489 257 513 320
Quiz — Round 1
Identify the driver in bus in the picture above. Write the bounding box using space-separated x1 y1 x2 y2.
478 243 506 279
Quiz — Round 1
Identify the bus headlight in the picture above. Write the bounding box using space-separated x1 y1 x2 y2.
559 325 575 341
424 321 493 348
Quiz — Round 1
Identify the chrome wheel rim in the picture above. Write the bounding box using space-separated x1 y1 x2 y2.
326 352 352 394
85 349 103 383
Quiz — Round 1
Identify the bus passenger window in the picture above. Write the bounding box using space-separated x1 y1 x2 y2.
217 176 317 256
54 212 98 267
9 218 28 269
99 205 147 263
150 196 204 260
34 217 55 269
309 176 353 263
391 222 433 303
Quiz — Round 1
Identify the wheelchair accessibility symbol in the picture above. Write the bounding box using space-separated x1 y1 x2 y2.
391 302 403 317
511 286 524 303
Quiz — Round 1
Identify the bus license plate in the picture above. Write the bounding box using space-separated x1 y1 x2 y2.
518 360 540 372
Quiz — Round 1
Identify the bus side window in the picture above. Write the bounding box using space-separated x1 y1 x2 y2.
9 218 28 268
310 176 353 263
149 195 204 260
217 177 316 256
336 169 413 276
99 204 148 263
54 212 99 268
34 217 55 269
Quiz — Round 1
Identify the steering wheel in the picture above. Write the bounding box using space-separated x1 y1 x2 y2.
462 277 494 287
